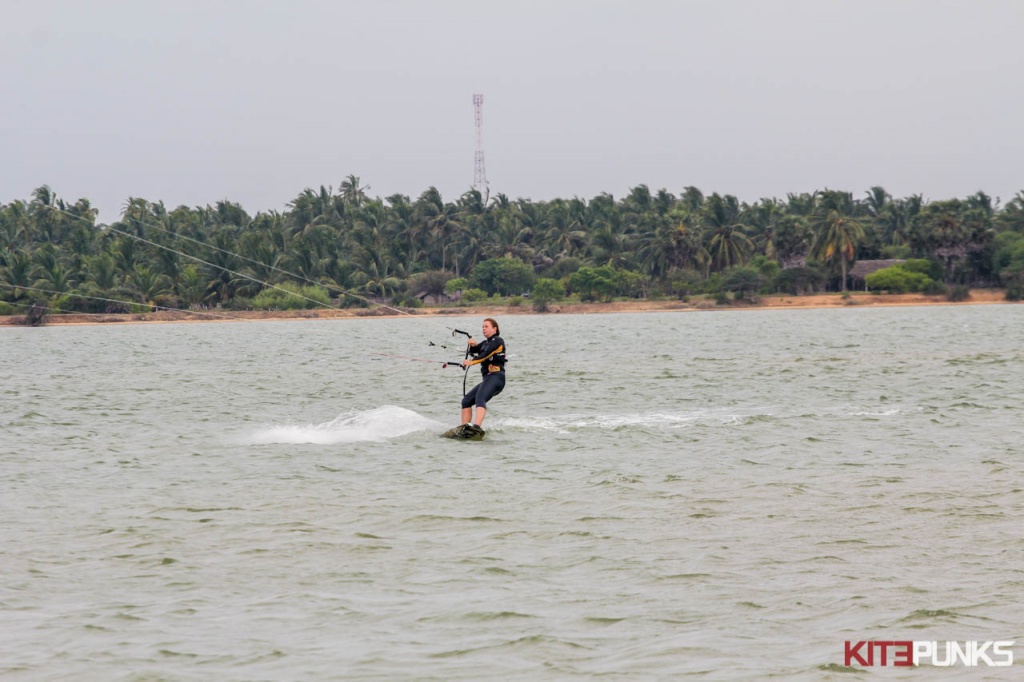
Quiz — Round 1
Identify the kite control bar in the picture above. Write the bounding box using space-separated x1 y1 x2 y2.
450 328 474 396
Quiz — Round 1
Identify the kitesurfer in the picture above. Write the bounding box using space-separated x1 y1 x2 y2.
459 317 506 433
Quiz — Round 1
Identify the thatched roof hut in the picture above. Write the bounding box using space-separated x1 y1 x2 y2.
849 259 905 290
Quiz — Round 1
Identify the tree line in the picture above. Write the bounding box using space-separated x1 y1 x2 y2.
2 178 1024 315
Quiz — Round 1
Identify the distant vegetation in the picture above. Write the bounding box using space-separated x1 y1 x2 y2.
865 259 946 295
3 179 1024 315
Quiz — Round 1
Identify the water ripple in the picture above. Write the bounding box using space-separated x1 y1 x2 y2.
3 307 1023 677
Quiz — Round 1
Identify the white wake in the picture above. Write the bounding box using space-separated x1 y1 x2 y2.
247 405 444 445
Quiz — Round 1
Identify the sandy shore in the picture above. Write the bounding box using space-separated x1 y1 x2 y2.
1 290 1016 327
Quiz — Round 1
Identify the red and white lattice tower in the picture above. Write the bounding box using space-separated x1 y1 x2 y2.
473 94 489 201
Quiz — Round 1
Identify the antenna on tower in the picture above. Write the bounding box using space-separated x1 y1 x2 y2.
472 93 489 203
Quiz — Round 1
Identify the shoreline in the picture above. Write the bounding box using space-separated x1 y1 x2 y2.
1 290 1016 327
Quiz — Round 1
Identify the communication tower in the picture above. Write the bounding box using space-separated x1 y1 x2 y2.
473 94 489 202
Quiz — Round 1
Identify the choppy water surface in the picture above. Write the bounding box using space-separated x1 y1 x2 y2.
2 306 1023 679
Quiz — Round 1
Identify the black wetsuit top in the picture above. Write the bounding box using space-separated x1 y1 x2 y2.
467 335 506 376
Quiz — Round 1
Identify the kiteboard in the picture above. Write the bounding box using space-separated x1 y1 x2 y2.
442 423 486 441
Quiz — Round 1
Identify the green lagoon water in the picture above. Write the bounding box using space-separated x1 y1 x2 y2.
2 306 1023 679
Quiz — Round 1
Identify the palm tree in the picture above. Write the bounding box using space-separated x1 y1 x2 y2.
120 197 154 237
452 226 487 276
639 215 705 278
996 191 1024 232
863 186 891 222
353 256 403 299
542 198 588 260
491 217 535 263
112 236 139 273
178 264 209 307
1 249 35 298
340 174 369 209
908 199 993 283
34 262 74 296
239 233 285 286
86 253 118 290
623 184 652 213
203 233 245 302
702 194 752 272
785 191 819 217
746 198 784 260
415 187 463 273
452 189 492 275
213 200 251 229
353 198 389 246
589 223 630 267
288 186 340 241
0 200 30 250
811 193 868 292
706 225 754 272
29 185 75 244
772 214 813 269
382 193 418 267
155 247 182 284
587 192 617 228
620 185 662 241
680 186 704 212
129 265 173 307
653 188 676 216
286 243 328 284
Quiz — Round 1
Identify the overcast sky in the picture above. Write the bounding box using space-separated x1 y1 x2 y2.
2 0 1022 223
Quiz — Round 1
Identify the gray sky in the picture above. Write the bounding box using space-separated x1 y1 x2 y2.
3 0 1023 223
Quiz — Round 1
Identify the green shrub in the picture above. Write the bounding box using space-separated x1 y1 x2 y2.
865 266 931 293
530 277 564 312
565 265 622 302
539 257 582 280
998 260 1024 297
252 282 331 310
462 288 488 303
901 259 944 281
992 231 1024 275
618 270 646 298
750 255 781 281
664 268 703 298
470 258 536 296
720 266 766 298
444 278 468 296
773 267 824 295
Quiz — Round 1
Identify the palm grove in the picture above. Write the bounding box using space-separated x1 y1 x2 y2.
3 179 1024 316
